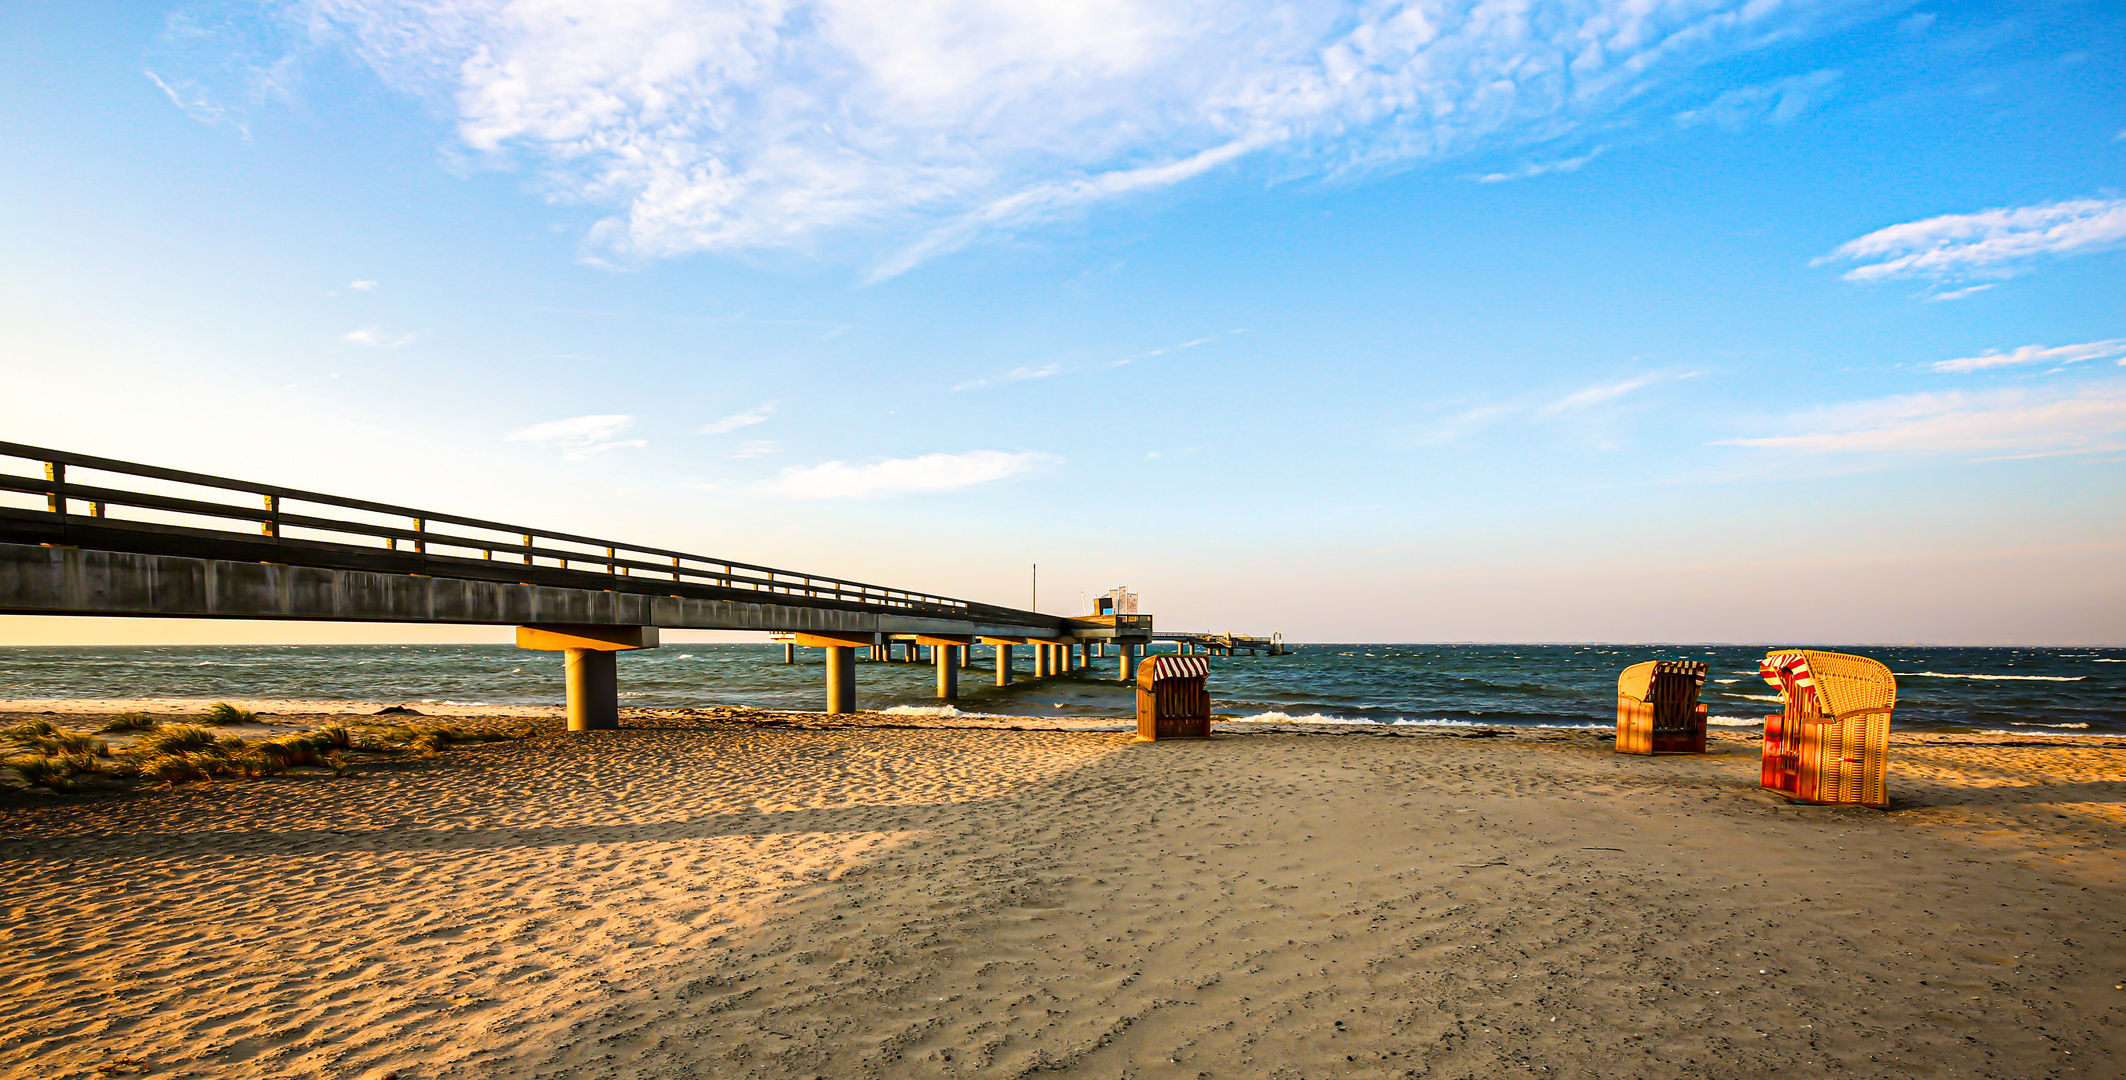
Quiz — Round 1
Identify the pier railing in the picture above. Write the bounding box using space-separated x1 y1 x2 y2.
0 441 1045 623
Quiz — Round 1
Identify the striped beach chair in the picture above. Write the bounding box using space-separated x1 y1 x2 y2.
1136 654 1211 741
1759 650 1896 807
1615 660 1710 755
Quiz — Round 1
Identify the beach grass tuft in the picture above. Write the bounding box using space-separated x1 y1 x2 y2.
140 725 221 755
203 702 258 726
99 713 159 733
138 752 213 784
2 719 61 741
7 753 75 792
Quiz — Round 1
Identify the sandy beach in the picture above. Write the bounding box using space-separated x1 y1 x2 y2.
3 705 2123 1080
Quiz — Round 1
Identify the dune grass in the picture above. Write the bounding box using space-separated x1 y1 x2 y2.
98 712 159 733
1 716 519 791
202 702 258 726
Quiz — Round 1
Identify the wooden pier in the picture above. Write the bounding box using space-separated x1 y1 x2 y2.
0 442 1153 726
1152 631 1290 656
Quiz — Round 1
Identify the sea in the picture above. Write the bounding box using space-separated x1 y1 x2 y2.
1 643 2119 737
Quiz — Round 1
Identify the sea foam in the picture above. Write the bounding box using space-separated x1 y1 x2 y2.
1898 672 2084 681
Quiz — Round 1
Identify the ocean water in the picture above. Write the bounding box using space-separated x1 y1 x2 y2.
0 643 2118 736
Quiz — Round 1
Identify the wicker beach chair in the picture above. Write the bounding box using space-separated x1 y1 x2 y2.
1759 650 1896 807
1615 660 1710 755
1136 654 1211 741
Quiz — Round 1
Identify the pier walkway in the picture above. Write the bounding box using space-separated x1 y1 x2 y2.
0 443 1152 726
1153 632 1289 656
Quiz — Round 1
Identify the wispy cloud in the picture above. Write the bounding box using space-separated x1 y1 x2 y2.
340 326 421 347
762 450 1059 499
1932 339 2126 374
1675 69 1841 129
1110 330 1242 368
730 439 780 459
954 364 1060 392
1721 382 2126 456
505 414 646 459
1535 374 1669 417
283 0 1867 273
1470 148 1603 184
1821 197 2126 283
145 69 249 137
1410 371 1684 444
1922 283 1995 302
349 279 377 291
697 403 776 435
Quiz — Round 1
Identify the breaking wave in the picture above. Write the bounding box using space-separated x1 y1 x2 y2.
1897 672 2084 681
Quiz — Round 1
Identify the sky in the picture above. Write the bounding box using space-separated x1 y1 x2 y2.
1 0 2122 646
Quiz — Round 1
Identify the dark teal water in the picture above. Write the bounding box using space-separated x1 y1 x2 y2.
0 643 2117 736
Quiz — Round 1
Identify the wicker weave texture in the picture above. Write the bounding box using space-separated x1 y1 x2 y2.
1760 650 1894 807
1615 660 1709 755
1798 651 1897 718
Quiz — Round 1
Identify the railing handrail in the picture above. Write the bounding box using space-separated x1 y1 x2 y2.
0 441 1050 624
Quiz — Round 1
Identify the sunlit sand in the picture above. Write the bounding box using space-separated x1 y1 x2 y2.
3 708 2122 1078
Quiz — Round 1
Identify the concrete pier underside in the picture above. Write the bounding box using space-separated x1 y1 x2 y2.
0 543 1062 640
1 543 1151 721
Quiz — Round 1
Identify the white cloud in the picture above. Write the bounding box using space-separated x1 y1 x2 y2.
1471 148 1603 184
1536 374 1667 417
1922 283 1995 302
1411 403 1516 445
290 0 1867 273
954 364 1060 392
763 450 1058 498
697 402 775 435
1674 70 1841 129
1410 371 1683 444
1932 339 2126 374
349 279 378 290
730 439 780 458
505 414 646 459
1822 197 2126 283
1721 382 2126 455
1110 329 1241 367
340 326 421 347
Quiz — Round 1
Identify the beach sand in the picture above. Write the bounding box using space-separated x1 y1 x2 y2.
2 707 2123 1079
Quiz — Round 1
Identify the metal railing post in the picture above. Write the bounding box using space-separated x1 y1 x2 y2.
262 494 280 537
43 461 64 515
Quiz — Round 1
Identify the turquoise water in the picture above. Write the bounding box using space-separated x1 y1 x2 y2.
0 643 2118 736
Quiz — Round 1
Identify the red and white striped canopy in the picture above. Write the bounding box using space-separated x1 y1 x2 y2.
1760 652 1815 708
1150 655 1209 680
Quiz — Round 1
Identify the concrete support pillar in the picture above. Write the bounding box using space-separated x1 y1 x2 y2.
825 646 856 714
995 644 1014 686
961 645 972 669
1036 644 1051 677
1118 644 1137 683
564 648 619 731
936 645 958 700
782 642 795 664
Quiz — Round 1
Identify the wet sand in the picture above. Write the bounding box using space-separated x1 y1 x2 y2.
2 707 2123 1079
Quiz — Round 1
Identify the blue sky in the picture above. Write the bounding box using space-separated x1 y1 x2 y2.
1 0 2122 644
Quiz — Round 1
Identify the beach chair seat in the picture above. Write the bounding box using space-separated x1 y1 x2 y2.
1136 655 1211 741
1759 650 1895 807
1615 660 1710 754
